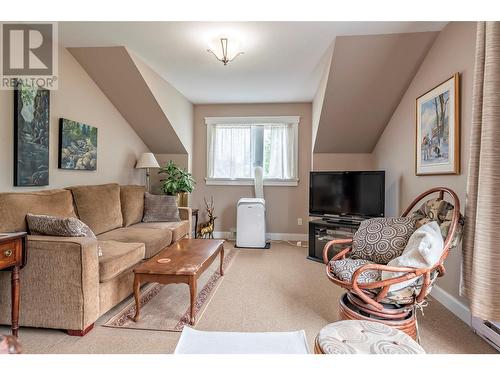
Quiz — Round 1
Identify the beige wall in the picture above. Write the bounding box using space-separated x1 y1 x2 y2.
131 52 193 170
192 103 312 235
373 22 477 303
312 153 374 171
0 46 149 192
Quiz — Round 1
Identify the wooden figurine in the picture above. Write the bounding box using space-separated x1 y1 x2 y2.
198 197 217 239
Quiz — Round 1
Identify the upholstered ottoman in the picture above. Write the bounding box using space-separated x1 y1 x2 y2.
314 320 425 354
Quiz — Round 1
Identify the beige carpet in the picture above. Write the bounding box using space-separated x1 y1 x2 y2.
103 249 236 332
0 241 495 354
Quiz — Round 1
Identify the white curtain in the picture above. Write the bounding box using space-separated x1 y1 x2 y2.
264 124 295 179
208 122 296 180
210 125 252 179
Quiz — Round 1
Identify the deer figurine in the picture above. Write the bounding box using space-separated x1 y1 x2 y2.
198 197 217 239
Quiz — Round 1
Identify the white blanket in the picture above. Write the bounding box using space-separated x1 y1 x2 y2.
174 326 310 354
382 221 444 292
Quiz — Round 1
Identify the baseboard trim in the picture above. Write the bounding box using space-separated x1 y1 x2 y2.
429 285 471 326
213 231 231 239
213 231 308 242
267 233 308 241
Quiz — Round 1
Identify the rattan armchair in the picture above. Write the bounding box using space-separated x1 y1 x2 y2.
323 187 463 338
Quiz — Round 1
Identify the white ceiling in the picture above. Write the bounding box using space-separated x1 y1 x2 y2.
59 22 447 104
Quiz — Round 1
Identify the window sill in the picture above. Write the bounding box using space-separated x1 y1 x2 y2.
205 178 299 187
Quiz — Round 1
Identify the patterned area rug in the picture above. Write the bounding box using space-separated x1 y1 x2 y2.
103 246 237 332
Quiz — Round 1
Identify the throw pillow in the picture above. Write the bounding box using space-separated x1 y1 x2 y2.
142 193 180 223
410 198 465 249
351 217 415 264
382 221 444 291
26 213 102 256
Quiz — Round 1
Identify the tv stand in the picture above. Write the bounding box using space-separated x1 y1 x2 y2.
324 218 357 226
308 218 361 263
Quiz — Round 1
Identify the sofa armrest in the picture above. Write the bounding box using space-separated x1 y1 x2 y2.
178 207 193 239
0 235 100 331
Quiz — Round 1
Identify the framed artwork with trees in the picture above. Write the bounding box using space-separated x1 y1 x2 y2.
58 118 98 170
14 80 50 186
415 73 460 175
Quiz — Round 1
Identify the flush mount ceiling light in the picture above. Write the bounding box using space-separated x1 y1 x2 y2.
207 38 244 66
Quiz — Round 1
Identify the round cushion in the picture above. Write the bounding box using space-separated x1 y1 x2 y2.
315 320 425 354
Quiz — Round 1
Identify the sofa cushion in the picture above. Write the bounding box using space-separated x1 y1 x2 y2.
329 258 381 284
97 227 172 259
120 185 146 227
142 193 180 222
0 189 76 232
131 220 190 242
98 240 145 282
351 217 415 264
68 183 123 235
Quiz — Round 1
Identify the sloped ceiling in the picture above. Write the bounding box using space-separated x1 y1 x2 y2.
313 31 438 153
60 22 446 104
68 46 186 154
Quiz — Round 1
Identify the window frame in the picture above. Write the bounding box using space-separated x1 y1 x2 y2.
205 116 300 186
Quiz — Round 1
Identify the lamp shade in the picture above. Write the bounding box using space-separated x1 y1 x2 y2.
136 153 160 169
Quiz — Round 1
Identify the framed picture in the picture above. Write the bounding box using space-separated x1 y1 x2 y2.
58 118 98 170
415 73 460 175
14 81 50 186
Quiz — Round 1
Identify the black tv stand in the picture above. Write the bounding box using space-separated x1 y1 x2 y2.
322 216 362 226
308 218 362 263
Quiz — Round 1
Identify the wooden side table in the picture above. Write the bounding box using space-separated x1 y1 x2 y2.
0 232 27 337
192 208 199 239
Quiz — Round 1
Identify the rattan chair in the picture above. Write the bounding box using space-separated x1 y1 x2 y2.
323 187 463 339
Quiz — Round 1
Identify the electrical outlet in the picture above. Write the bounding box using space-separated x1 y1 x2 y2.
297 218 303 226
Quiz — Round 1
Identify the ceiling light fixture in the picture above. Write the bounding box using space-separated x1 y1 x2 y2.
207 38 244 66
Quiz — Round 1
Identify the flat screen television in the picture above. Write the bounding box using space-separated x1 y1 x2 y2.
309 171 385 218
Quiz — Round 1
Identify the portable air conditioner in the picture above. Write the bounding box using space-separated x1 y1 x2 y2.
236 166 268 248
236 198 266 248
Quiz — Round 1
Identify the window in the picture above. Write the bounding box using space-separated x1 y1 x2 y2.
205 116 300 186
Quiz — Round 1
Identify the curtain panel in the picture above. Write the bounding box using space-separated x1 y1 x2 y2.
207 123 296 180
461 21 500 320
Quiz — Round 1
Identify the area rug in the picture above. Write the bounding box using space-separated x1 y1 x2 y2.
103 246 237 332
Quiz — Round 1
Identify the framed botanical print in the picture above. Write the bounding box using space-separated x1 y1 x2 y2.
415 73 460 175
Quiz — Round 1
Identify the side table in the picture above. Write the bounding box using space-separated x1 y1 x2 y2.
192 208 199 238
0 232 27 337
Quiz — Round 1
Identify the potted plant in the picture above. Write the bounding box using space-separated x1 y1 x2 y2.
158 160 195 207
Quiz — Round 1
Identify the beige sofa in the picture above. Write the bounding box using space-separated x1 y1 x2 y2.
0 183 191 335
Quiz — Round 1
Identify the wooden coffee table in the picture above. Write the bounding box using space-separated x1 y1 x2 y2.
132 239 225 325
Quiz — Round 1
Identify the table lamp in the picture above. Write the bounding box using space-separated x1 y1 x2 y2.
136 153 160 192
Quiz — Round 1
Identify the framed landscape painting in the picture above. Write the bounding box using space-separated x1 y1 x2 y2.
415 73 460 175
14 81 50 186
58 118 98 170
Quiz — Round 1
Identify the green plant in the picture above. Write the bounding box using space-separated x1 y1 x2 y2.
158 160 196 195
